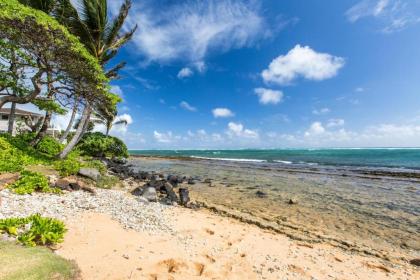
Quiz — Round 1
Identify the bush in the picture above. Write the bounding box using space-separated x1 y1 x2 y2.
96 175 120 189
81 159 106 175
77 132 128 158
0 214 66 246
0 137 36 172
8 171 61 195
54 159 81 177
36 136 63 156
53 152 81 176
0 133 53 173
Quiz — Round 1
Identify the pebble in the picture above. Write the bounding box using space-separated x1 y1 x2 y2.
0 189 174 235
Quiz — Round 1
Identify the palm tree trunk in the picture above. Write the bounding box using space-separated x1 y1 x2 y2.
59 102 78 144
30 110 52 146
7 102 16 135
57 103 92 159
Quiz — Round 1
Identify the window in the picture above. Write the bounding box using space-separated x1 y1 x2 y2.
1 115 8 120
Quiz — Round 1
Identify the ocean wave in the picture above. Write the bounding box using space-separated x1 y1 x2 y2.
273 160 293 164
190 156 266 163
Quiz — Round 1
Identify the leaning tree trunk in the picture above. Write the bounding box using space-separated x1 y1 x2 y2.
77 110 92 142
30 110 52 146
59 102 78 144
7 102 16 135
57 103 92 159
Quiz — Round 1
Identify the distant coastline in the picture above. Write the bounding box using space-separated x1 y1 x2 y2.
129 148 420 170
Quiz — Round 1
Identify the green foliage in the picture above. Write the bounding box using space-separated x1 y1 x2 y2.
77 132 128 158
0 136 38 172
0 214 66 246
53 157 81 177
33 99 67 115
8 170 60 195
36 136 63 156
96 175 119 189
0 133 58 173
82 159 106 175
0 0 106 84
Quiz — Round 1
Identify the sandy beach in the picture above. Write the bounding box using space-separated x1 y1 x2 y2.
56 210 417 280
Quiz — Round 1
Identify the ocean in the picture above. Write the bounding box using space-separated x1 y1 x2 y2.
129 148 420 170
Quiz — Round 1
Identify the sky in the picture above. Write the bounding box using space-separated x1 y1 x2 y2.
26 0 420 149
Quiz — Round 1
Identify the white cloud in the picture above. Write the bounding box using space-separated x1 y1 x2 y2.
355 87 365 92
194 61 206 73
180 101 197 112
212 108 234 118
52 111 75 131
262 44 345 85
304 122 325 137
346 0 389 22
137 120 420 149
153 131 173 143
327 118 345 128
312 107 330 115
227 122 259 139
111 113 133 133
346 0 420 33
120 0 266 63
177 67 193 79
254 88 283 105
134 76 160 90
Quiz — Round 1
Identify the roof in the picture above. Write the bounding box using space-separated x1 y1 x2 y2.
0 108 43 117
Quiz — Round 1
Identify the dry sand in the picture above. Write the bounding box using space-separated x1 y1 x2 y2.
56 209 418 280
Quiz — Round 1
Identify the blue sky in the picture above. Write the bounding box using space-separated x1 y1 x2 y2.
70 0 420 148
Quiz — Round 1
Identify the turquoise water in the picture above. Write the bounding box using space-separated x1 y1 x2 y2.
129 149 420 169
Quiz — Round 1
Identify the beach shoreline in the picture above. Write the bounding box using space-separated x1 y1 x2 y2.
124 156 420 263
1 187 418 279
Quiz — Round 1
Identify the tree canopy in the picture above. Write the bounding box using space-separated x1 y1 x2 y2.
0 0 118 108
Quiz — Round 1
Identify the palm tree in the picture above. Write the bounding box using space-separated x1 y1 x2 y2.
20 0 136 158
58 0 136 158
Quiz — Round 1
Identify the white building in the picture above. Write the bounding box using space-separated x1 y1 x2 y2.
0 108 43 135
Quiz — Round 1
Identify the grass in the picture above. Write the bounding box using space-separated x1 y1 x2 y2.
96 174 120 189
0 241 80 280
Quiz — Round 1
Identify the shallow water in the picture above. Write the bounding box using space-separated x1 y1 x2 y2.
128 157 420 261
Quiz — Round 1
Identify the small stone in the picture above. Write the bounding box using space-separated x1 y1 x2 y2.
179 188 190 206
410 259 420 266
164 182 178 202
78 168 101 181
255 190 267 198
136 196 149 204
141 187 157 202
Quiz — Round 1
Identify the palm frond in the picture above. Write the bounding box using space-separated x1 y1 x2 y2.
113 119 128 126
107 25 137 52
104 0 131 47
105 62 126 79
